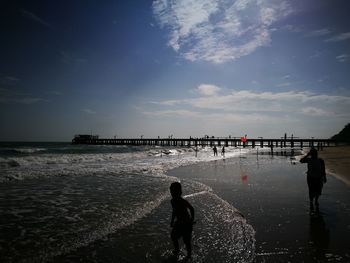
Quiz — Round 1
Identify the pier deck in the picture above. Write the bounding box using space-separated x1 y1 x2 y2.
72 136 337 149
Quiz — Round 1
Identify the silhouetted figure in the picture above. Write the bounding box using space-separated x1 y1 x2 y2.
221 146 225 157
300 148 327 210
213 146 218 156
170 182 195 258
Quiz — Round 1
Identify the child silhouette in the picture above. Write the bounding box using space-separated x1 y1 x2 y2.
169 182 195 258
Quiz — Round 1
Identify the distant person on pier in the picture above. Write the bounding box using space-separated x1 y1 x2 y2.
300 148 327 210
221 146 225 157
169 182 195 258
213 146 218 156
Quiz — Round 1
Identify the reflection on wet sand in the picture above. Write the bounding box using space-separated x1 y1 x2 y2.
168 150 350 262
308 210 330 262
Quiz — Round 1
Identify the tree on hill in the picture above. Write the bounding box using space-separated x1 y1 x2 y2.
331 123 350 142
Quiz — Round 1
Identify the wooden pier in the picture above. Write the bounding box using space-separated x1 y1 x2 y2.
72 135 337 149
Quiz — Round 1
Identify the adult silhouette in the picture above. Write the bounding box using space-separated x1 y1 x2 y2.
300 148 327 210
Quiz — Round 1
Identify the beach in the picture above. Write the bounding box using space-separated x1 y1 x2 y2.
1 144 350 262
168 150 350 262
318 146 350 187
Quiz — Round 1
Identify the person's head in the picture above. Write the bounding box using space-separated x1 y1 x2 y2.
170 182 182 198
309 147 318 158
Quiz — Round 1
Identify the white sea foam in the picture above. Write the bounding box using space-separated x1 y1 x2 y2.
182 191 256 262
0 146 250 182
0 145 256 262
13 148 47 154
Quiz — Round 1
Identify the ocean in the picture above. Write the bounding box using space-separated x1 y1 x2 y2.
0 142 256 262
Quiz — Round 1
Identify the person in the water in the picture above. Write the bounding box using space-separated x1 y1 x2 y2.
169 182 195 258
213 146 218 156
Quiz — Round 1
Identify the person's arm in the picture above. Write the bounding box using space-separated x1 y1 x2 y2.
320 159 327 183
300 151 310 163
170 210 175 227
185 200 195 223
170 200 175 227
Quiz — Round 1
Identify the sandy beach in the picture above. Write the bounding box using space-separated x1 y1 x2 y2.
168 151 350 262
318 146 350 187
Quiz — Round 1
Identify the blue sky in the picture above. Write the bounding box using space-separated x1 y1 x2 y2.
0 0 349 141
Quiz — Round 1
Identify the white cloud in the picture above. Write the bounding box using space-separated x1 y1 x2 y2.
233 0 250 10
143 109 200 118
276 82 291 87
0 76 20 86
82 109 96 114
141 85 350 137
153 0 293 63
282 24 304 33
0 86 46 105
16 98 46 104
197 84 221 96
48 91 63 96
309 51 323 59
144 110 285 124
0 97 45 104
148 85 350 118
302 107 330 117
336 54 350 63
306 28 331 37
20 9 51 28
325 32 350 42
61 51 87 65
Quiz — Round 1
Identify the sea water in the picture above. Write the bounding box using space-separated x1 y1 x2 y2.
0 142 255 262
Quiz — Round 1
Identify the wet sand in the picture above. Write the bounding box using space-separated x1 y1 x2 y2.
168 151 350 262
318 146 350 187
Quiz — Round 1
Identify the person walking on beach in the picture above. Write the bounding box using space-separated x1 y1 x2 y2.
300 148 327 210
221 146 225 157
169 182 195 258
213 146 218 156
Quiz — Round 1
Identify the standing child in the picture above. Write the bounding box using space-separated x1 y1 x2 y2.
169 182 195 258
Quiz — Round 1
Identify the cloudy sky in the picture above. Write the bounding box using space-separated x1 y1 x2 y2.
1 0 349 141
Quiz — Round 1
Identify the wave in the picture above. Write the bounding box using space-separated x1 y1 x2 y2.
0 145 256 262
13 148 48 154
0 146 251 182
0 159 20 169
28 189 172 262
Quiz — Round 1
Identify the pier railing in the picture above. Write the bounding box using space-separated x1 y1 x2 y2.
72 137 338 149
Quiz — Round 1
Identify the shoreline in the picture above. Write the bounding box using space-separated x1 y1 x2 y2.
318 146 350 187
214 145 350 187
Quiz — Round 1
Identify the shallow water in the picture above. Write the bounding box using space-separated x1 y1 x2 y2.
0 174 172 262
0 143 255 262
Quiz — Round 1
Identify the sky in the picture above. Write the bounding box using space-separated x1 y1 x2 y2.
0 0 350 141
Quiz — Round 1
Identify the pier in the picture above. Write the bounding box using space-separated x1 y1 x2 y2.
72 135 337 149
